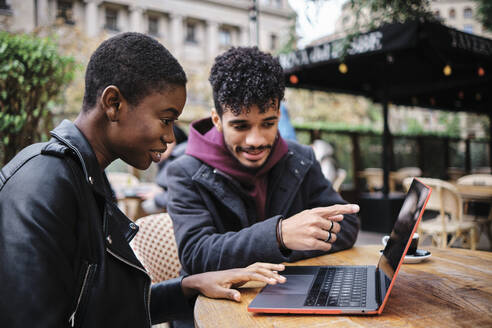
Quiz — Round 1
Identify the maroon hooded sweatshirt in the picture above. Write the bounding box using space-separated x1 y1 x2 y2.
186 118 288 220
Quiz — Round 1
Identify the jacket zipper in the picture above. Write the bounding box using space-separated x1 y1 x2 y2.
106 248 152 328
69 263 96 327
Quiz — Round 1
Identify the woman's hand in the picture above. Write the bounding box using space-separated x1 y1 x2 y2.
181 262 286 302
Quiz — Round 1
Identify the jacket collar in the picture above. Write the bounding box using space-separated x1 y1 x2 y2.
192 144 313 220
51 120 146 270
50 119 110 197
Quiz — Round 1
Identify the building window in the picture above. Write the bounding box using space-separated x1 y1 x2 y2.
219 28 232 47
449 8 456 19
57 0 75 24
0 0 11 10
185 22 197 44
105 8 119 32
270 33 277 51
463 24 473 34
274 0 282 8
148 16 159 37
463 7 473 19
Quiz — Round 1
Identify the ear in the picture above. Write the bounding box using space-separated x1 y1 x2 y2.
101 85 124 122
211 108 223 133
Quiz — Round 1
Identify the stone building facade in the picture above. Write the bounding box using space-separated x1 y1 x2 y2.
1 0 293 63
334 0 492 39
0 0 293 116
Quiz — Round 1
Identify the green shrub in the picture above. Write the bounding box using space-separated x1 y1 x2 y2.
0 32 75 165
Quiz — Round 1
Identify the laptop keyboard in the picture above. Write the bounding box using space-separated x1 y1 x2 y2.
304 267 367 307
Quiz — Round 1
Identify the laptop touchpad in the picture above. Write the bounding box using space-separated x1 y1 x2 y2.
261 275 313 295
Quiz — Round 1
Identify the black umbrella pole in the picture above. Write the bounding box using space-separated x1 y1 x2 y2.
382 99 390 196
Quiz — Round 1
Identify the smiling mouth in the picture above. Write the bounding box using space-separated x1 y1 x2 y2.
239 147 271 162
150 149 165 163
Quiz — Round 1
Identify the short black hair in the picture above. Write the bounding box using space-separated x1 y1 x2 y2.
82 32 187 111
209 47 284 117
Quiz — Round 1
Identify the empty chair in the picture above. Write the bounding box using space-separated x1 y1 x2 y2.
130 213 181 328
394 166 422 182
403 177 477 250
456 174 492 248
130 213 181 283
457 174 492 186
358 168 396 193
107 172 142 219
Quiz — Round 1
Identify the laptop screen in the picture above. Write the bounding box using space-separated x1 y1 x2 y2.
376 179 431 280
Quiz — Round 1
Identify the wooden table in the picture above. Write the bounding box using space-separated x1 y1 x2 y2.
194 245 492 328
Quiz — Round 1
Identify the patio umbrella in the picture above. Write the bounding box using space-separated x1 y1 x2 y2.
280 21 492 195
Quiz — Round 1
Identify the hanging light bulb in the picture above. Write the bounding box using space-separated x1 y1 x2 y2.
443 64 452 76
338 63 348 74
478 67 485 76
289 74 299 84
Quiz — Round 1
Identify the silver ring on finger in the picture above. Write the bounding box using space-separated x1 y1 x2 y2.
325 231 332 243
328 220 334 232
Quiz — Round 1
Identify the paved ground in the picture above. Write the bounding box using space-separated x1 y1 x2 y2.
355 229 491 251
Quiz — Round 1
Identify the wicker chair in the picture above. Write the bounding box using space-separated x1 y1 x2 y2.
130 213 182 283
456 174 492 248
358 168 396 192
130 213 182 328
457 174 492 186
403 177 477 250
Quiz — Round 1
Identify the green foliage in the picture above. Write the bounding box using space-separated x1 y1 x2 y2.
0 32 75 165
277 12 299 54
476 0 492 32
305 0 437 60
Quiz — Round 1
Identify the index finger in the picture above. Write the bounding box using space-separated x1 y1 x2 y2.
311 204 360 218
246 262 285 272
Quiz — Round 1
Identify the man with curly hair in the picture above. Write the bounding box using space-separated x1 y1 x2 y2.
166 47 360 276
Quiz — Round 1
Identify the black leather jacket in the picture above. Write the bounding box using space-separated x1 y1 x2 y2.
0 120 191 327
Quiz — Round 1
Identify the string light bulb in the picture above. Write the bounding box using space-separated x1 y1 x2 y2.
443 64 452 76
338 63 348 74
289 74 299 84
478 67 485 76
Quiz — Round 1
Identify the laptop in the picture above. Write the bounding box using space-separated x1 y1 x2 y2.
248 178 431 315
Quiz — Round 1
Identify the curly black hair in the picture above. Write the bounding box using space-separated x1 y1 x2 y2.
209 47 284 116
82 32 186 111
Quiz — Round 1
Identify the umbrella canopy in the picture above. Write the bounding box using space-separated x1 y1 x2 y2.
280 21 492 115
279 21 492 195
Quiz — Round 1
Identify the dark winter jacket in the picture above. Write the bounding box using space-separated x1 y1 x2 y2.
0 120 191 327
166 118 360 275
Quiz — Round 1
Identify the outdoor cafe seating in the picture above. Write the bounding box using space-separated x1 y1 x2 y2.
456 174 492 248
358 167 422 193
403 177 478 250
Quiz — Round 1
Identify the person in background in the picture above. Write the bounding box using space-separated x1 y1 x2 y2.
140 124 188 214
278 102 297 141
312 139 338 183
0 33 285 328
